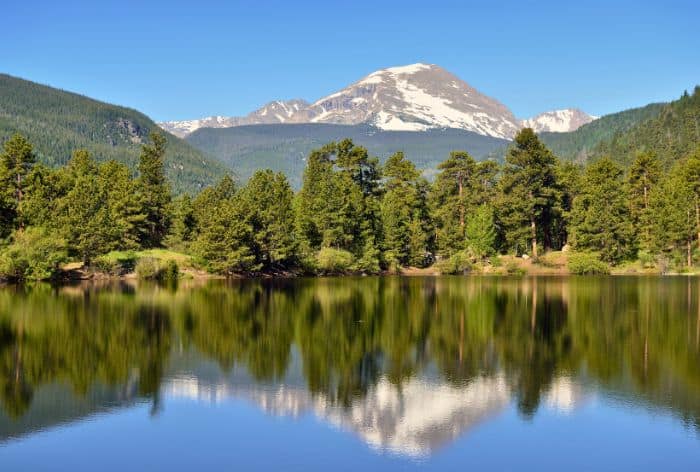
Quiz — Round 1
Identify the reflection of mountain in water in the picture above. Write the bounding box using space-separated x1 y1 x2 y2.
162 370 586 457
163 374 509 457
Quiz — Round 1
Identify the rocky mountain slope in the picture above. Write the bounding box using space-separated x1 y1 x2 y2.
161 63 529 139
521 108 597 133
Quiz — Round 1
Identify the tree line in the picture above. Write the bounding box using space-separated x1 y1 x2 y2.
0 127 699 279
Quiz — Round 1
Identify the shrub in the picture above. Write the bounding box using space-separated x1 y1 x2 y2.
135 257 180 281
0 228 68 281
505 261 525 276
161 260 180 282
637 250 655 269
568 252 610 275
316 247 355 273
135 257 159 279
437 251 473 275
92 251 137 275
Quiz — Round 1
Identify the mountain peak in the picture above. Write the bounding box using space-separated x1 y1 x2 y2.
306 63 520 138
159 64 588 140
521 108 597 133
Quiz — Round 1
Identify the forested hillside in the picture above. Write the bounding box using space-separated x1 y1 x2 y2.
539 102 666 162
0 74 228 192
592 87 700 168
186 123 509 188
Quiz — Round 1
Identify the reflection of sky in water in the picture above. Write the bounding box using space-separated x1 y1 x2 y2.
1 379 697 472
1 277 700 470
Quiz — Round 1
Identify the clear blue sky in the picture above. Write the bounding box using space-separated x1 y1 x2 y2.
2 0 698 121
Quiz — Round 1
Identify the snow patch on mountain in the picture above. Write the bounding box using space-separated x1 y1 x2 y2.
521 108 597 133
159 64 592 140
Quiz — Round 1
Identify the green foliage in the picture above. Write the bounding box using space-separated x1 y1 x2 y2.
592 87 700 169
161 260 180 282
465 204 497 259
381 152 432 266
316 247 355 273
92 251 137 275
540 103 666 162
0 227 68 280
135 257 159 279
296 140 382 262
569 157 636 264
648 154 698 265
238 170 297 269
137 133 172 247
437 250 473 275
135 258 179 281
567 252 610 275
166 193 197 250
191 176 256 275
0 73 227 193
498 128 563 256
0 133 36 231
626 151 661 250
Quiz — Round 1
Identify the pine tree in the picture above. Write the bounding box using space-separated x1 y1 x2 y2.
0 133 36 230
498 129 562 257
465 204 497 259
296 140 382 267
569 157 636 263
58 150 112 264
431 151 476 255
381 151 426 266
238 170 297 269
137 132 171 247
192 176 255 274
679 147 700 253
167 193 197 250
649 149 700 266
626 151 660 250
296 144 342 252
99 160 145 250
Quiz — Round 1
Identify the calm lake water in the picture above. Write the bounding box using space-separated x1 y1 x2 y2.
0 276 698 470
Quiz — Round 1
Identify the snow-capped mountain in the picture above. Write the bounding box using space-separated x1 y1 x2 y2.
159 63 521 139
521 108 597 133
304 63 520 138
161 99 309 137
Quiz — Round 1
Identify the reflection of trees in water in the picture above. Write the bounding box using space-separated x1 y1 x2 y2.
0 277 699 429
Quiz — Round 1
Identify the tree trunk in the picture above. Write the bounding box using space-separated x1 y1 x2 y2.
17 172 23 230
530 217 537 258
688 239 692 267
696 199 700 252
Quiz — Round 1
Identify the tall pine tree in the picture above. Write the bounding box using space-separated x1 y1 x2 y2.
569 157 636 263
498 128 562 257
137 132 171 248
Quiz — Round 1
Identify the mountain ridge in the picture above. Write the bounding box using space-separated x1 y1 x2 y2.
0 73 228 193
159 63 594 139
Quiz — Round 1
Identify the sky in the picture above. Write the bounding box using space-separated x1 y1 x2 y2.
1 0 698 121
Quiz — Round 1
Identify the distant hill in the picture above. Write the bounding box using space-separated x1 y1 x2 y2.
591 86 700 168
185 123 510 188
0 74 228 193
539 102 667 162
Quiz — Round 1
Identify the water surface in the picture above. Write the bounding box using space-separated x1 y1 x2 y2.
0 276 698 470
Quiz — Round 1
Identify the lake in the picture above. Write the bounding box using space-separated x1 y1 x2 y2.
0 276 698 470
